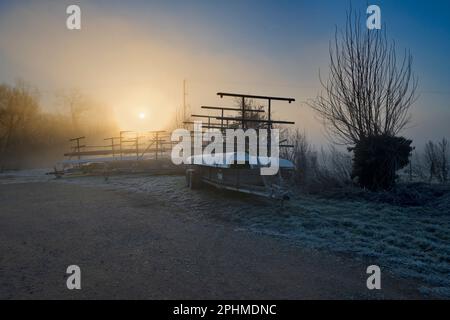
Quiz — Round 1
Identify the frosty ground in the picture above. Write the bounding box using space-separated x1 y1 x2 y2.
0 170 449 298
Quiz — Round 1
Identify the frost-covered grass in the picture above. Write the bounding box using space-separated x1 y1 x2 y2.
272 192 450 297
3 170 450 297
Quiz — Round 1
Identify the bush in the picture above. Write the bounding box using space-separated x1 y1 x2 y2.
351 135 413 190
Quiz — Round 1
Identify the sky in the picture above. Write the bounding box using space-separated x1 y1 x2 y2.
0 0 448 147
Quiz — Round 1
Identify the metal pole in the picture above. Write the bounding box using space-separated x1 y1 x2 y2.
183 79 187 127
155 132 159 160
111 138 116 160
241 97 245 129
76 138 81 160
119 132 123 160
268 99 272 156
136 133 139 160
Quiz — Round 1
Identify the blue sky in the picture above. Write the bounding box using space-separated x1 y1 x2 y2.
82 0 450 84
0 0 448 145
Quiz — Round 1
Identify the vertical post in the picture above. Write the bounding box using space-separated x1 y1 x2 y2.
268 99 272 128
119 131 124 160
120 133 123 160
241 97 245 155
112 138 116 159
268 99 272 157
69 137 85 167
183 79 187 127
241 97 245 129
104 137 117 160
136 133 139 160
155 132 159 160
76 138 81 160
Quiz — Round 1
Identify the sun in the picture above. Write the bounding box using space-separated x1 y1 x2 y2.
138 112 146 120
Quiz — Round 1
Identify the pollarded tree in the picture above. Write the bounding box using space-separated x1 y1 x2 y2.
308 10 418 190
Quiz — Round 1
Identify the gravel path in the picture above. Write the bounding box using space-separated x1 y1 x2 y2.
0 177 425 299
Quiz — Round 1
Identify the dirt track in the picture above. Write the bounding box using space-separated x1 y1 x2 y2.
0 179 427 299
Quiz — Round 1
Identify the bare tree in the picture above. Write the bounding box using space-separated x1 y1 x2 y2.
410 149 426 181
308 11 418 145
282 129 353 190
57 89 90 130
282 129 318 185
308 9 418 190
328 144 352 182
424 141 439 182
234 98 266 129
438 138 449 183
425 138 449 183
0 82 40 154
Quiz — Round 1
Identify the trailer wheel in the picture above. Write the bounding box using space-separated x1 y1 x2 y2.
185 169 191 187
186 168 202 189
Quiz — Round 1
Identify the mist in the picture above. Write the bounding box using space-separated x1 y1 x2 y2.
0 0 448 162
0 1 310 132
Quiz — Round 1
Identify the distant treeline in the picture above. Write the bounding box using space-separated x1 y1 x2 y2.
0 82 117 169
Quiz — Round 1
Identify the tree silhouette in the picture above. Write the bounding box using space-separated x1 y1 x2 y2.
308 9 418 190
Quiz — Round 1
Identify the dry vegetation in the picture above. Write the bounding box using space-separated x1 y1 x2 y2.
281 129 449 196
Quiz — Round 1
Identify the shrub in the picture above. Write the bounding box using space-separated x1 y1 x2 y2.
350 135 413 190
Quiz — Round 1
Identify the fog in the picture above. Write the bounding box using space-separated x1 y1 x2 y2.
0 1 448 168
0 1 316 134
